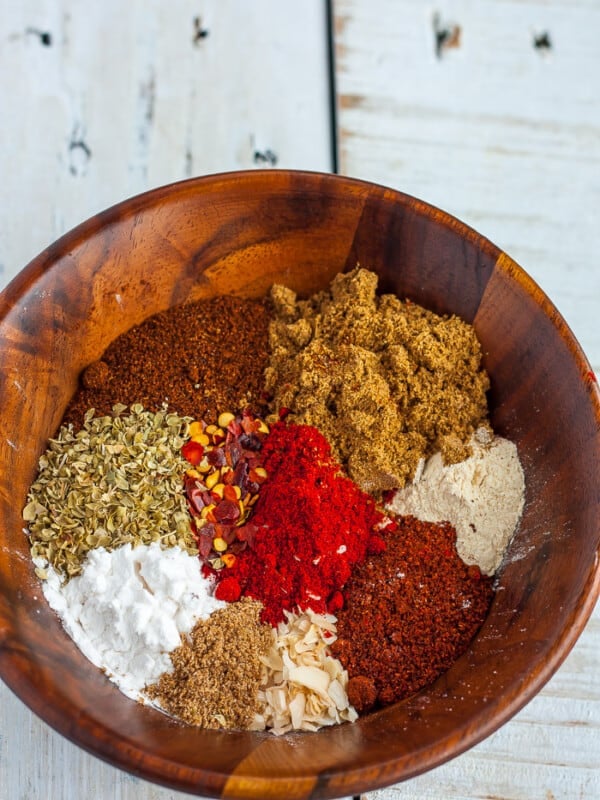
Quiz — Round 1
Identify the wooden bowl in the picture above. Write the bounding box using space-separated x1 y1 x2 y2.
0 171 598 799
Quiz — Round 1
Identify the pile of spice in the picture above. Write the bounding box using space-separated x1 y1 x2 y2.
147 598 272 729
265 268 490 494
251 610 358 734
181 408 269 569
23 269 527 735
64 295 270 429
24 405 196 579
212 420 392 625
387 427 526 575
37 541 225 698
332 516 494 711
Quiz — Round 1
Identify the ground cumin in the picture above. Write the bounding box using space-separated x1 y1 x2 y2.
64 296 270 429
146 598 271 730
265 268 490 494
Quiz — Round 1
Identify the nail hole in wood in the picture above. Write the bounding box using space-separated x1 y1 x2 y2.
25 27 52 46
432 12 461 59
253 149 278 166
193 16 209 44
533 31 552 51
68 129 92 177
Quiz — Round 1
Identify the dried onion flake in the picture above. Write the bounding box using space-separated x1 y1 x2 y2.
251 609 357 735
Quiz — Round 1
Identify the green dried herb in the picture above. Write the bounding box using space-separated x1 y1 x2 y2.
24 404 197 579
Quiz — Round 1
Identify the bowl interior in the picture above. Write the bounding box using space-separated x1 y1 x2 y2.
0 171 598 799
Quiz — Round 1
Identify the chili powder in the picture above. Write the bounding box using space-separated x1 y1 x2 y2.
332 516 494 711
64 296 270 428
218 421 390 626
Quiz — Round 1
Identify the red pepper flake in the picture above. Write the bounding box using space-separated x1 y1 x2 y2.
586 370 597 383
222 485 239 503
214 499 241 524
278 407 291 420
181 440 204 465
182 410 268 566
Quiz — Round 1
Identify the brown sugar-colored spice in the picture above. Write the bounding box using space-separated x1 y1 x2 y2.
265 268 490 495
147 598 272 729
64 296 270 429
331 515 494 711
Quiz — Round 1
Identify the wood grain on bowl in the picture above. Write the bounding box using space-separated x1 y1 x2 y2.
0 171 598 800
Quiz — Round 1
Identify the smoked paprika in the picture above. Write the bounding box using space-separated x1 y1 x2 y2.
332 516 494 711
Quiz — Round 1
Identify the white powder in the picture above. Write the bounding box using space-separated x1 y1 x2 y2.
37 542 224 700
387 429 525 575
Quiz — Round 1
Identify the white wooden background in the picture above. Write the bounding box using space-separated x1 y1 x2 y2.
0 1 598 799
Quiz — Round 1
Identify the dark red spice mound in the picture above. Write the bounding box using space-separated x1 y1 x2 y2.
347 675 378 713
63 296 270 428
331 516 494 710
217 421 390 626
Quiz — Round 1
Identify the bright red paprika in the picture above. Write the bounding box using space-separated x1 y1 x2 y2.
216 422 389 626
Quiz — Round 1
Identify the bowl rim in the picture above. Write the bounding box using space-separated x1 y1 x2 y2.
1 168 599 798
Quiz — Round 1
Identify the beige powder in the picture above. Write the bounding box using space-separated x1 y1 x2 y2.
386 429 525 575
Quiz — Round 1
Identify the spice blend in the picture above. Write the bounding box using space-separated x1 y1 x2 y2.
24 271 526 735
147 598 272 729
37 542 224 698
388 427 526 575
181 408 269 570
252 610 358 734
212 420 390 625
24 405 196 579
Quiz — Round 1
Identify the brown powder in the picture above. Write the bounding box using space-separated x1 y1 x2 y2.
64 296 270 429
147 598 272 729
265 268 490 494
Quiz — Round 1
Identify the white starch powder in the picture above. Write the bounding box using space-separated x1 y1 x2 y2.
38 542 224 700
387 429 525 575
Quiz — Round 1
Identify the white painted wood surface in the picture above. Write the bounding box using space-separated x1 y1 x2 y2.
1 1 599 798
0 0 332 280
334 1 600 798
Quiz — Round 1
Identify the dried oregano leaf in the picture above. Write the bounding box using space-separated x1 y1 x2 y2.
24 405 198 579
